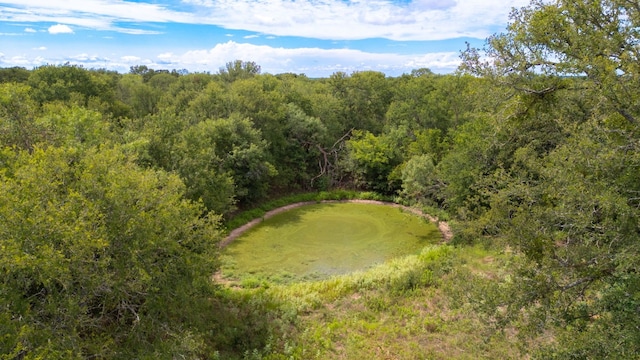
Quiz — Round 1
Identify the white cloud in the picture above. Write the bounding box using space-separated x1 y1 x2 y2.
115 28 162 35
180 0 531 41
147 41 461 76
0 41 461 76
157 52 174 60
0 0 194 34
0 1 528 74
0 41 460 77
121 55 142 62
48 24 74 34
0 55 41 67
412 0 457 11
33 46 47 50
0 0 530 40
70 53 102 61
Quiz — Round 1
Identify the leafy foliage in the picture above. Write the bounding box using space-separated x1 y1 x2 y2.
3 13 640 354
457 1 640 357
0 145 221 358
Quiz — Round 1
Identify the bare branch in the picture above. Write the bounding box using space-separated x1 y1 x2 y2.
560 276 594 291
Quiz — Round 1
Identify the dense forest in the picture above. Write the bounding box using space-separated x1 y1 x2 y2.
1 0 639 358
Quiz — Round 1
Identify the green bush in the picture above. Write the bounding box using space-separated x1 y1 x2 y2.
0 145 222 358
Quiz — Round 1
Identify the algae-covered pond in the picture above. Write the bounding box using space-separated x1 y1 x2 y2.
219 203 441 283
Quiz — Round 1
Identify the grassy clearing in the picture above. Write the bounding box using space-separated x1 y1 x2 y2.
219 203 441 284
223 190 389 231
211 245 535 359
209 194 541 359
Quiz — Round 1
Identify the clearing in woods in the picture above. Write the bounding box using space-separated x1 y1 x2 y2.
218 201 445 283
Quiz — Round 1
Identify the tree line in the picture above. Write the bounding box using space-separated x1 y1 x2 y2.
1 0 639 357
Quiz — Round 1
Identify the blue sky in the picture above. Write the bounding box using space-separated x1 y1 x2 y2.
0 0 529 77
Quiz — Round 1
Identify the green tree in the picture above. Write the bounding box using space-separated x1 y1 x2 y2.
399 154 442 206
148 72 178 92
172 115 275 212
1 82 118 152
437 115 500 216
386 73 473 132
0 83 41 150
84 69 130 119
27 65 99 106
346 130 402 193
116 74 161 118
159 73 214 115
218 60 261 83
459 1 640 357
333 71 392 134
226 75 286 137
134 110 233 214
275 72 314 115
462 0 640 125
128 65 177 83
309 80 349 141
36 104 112 148
276 103 329 189
185 80 228 121
0 145 221 358
479 124 640 358
405 128 447 163
0 66 29 83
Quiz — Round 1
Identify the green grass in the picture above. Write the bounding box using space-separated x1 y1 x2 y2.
219 202 441 284
210 245 534 359
209 194 543 359
223 190 389 231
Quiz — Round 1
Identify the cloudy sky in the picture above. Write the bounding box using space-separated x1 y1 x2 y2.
0 0 529 77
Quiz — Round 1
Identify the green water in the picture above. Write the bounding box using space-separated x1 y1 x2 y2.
220 203 441 283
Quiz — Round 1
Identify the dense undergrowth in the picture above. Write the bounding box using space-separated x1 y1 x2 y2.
210 241 535 359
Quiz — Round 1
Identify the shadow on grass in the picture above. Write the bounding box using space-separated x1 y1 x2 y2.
206 287 297 359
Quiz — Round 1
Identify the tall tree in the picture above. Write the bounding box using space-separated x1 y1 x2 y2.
175 115 275 209
346 130 402 194
277 103 329 189
342 71 393 134
0 145 221 358
386 74 474 132
0 83 41 151
0 66 29 83
218 60 261 83
28 64 98 106
462 0 640 124
460 1 640 357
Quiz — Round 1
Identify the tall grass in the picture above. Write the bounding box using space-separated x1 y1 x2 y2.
215 244 529 359
266 245 453 313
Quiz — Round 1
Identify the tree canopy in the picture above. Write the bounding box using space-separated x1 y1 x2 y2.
457 1 640 357
1 7 640 353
